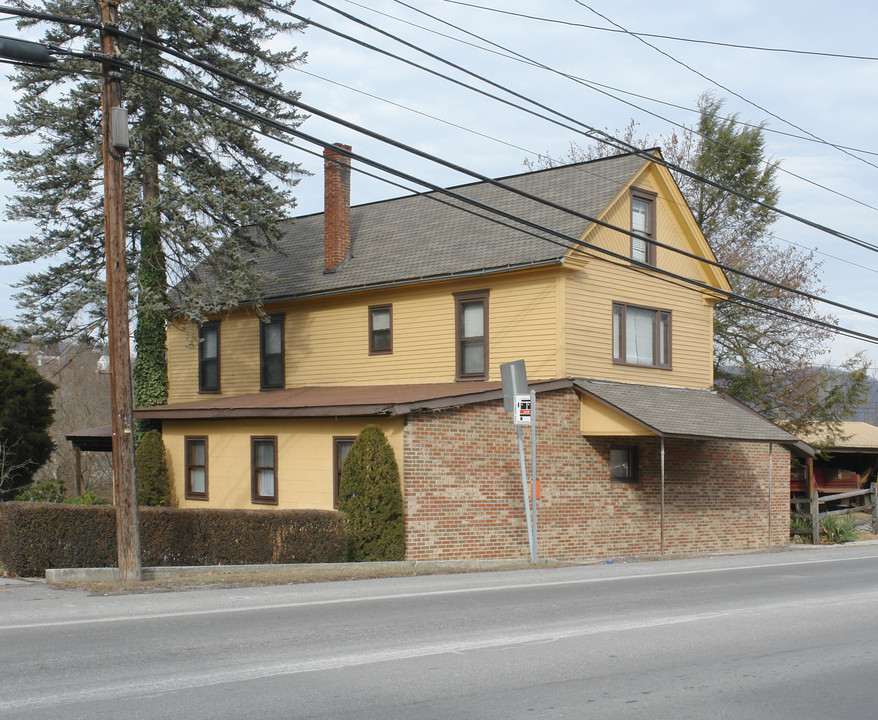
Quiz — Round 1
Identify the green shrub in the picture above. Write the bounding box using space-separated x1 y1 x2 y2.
14 477 65 503
135 429 172 506
66 491 109 505
338 424 404 561
0 504 347 576
820 515 859 544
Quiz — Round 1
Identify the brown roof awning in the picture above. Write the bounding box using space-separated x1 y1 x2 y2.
66 424 113 452
134 380 573 421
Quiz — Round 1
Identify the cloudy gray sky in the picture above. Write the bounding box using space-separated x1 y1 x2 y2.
2 0 877 373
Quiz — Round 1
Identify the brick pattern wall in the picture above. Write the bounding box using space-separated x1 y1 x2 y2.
323 144 351 272
403 388 790 561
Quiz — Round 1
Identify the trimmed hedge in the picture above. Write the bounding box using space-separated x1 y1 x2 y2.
0 503 347 577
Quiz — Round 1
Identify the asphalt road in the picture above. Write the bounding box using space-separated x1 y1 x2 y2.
3 545 878 719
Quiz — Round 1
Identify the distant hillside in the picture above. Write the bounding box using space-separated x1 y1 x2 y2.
850 375 878 423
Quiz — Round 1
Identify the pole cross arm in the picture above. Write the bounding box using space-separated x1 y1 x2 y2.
0 35 55 64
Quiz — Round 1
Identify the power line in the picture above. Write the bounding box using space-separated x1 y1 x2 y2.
286 0 878 253
372 0 878 218
347 0 878 162
440 0 878 62
58 51 878 345
3 7 878 345
570 0 878 175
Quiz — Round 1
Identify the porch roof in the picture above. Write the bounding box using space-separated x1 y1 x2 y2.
575 379 813 456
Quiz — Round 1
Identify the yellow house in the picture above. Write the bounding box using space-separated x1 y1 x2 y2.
137 146 807 561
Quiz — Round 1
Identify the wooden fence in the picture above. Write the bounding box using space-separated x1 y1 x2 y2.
791 483 878 545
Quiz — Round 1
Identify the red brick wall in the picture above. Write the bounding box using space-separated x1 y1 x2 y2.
402 388 790 561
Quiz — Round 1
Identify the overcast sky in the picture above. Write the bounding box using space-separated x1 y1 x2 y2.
2 0 877 374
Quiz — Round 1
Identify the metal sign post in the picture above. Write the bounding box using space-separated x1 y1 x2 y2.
502 361 538 563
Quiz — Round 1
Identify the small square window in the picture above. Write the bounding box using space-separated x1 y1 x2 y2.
612 302 671 369
610 445 639 483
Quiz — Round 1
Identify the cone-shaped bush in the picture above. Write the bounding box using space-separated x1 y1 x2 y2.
338 424 404 561
135 429 172 507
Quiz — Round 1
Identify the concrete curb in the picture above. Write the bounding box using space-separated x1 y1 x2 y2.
45 558 546 584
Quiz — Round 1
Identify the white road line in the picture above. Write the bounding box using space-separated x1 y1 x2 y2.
1 552 876 632
3 588 878 714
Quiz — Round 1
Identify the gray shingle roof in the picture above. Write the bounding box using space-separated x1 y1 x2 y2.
255 152 649 302
575 379 809 451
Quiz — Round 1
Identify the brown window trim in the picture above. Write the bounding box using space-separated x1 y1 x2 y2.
184 436 209 500
610 444 639 483
454 289 489 381
260 313 285 391
630 187 657 266
368 304 393 355
333 436 356 509
251 436 278 505
198 321 220 394
612 302 672 369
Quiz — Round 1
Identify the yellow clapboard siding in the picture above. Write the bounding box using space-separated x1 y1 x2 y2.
167 270 563 402
561 163 717 388
163 417 404 511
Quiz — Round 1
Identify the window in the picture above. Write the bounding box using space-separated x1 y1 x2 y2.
455 290 489 380
610 445 639 483
630 188 656 266
613 302 671 368
198 321 220 393
184 437 208 500
251 437 278 504
333 436 356 509
369 305 392 355
260 314 285 390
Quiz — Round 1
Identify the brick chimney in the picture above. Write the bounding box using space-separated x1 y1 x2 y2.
324 143 352 272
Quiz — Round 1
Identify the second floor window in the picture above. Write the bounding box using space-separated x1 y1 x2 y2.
630 188 656 266
369 305 392 354
260 313 285 390
455 290 489 380
198 321 220 393
613 302 671 369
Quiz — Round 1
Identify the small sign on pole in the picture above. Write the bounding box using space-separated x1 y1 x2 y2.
514 394 532 425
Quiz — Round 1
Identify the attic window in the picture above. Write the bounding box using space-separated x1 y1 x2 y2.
630 188 656 266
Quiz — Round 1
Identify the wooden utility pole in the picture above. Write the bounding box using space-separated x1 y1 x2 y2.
99 0 141 582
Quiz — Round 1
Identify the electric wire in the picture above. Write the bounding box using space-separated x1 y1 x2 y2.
2 7 878 344
374 0 878 216
440 0 878 62
33 47 878 345
282 0 878 253
571 0 878 174
346 0 878 161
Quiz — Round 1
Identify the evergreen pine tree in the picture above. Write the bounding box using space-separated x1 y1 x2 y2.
338 425 405 562
1 1 308 417
0 348 56 498
134 428 171 506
